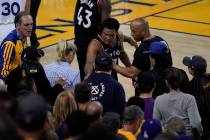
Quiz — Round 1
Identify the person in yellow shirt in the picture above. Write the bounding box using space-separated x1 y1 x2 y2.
118 105 144 140
0 11 33 79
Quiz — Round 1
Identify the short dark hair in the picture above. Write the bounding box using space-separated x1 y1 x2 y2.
95 52 113 72
165 68 181 90
18 77 35 92
103 18 120 31
102 112 121 135
123 105 144 123
65 110 89 137
137 71 155 93
14 11 31 27
74 82 92 103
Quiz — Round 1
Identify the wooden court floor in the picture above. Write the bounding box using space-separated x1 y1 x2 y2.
38 0 210 99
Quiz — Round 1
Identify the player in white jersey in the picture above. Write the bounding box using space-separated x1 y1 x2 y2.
0 0 31 45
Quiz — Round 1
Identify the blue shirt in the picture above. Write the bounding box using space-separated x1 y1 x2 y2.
44 61 80 89
85 72 126 115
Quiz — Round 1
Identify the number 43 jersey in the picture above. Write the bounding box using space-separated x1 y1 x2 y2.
0 0 25 24
74 0 101 47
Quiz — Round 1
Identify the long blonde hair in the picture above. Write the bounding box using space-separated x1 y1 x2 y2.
56 39 77 61
52 90 77 129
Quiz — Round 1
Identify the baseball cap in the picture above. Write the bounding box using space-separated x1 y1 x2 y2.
137 119 162 140
95 52 113 69
16 94 48 132
137 71 155 92
183 55 207 71
21 46 44 61
144 42 168 54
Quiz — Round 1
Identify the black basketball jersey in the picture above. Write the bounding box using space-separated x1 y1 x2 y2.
94 34 122 80
74 0 101 47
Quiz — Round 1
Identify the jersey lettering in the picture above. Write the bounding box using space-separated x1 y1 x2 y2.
77 7 92 28
1 2 20 16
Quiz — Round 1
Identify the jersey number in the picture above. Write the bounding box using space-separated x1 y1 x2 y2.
1 2 20 16
77 7 92 28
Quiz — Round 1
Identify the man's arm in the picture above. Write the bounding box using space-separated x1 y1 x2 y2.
119 44 131 67
113 64 140 78
98 0 111 23
119 31 138 48
0 41 15 78
84 40 101 76
25 0 31 13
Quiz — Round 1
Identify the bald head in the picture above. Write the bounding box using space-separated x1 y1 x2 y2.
130 18 150 41
86 101 103 123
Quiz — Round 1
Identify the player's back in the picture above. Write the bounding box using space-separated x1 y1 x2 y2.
74 0 101 47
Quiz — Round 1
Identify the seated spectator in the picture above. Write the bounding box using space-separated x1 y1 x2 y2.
127 71 155 119
80 122 117 140
49 90 77 139
165 117 186 136
0 111 22 140
5 46 64 105
165 117 192 140
0 80 16 117
154 133 176 140
102 112 128 140
118 105 144 140
85 101 103 125
74 82 92 111
18 76 37 93
15 93 49 140
153 67 203 136
85 52 126 116
44 39 80 89
137 119 162 140
65 110 89 140
183 55 210 140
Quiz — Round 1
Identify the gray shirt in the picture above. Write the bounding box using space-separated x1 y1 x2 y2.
153 91 203 136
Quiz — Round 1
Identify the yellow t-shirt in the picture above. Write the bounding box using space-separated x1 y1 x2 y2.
118 129 136 140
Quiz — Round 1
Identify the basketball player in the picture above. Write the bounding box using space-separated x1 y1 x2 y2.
74 0 111 80
0 0 31 45
84 18 137 80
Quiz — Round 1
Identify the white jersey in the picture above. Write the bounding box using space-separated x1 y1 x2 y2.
0 0 26 24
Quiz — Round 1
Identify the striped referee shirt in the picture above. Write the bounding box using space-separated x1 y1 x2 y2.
44 61 80 89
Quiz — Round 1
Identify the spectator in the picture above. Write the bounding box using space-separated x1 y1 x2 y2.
65 110 89 140
5 46 64 105
183 55 210 140
85 52 126 116
154 133 176 140
113 18 172 80
49 90 77 139
127 71 155 120
153 67 203 136
118 105 144 140
44 39 80 89
85 101 103 125
137 119 162 140
146 41 189 98
74 82 92 111
18 76 37 93
0 11 33 79
15 93 49 140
